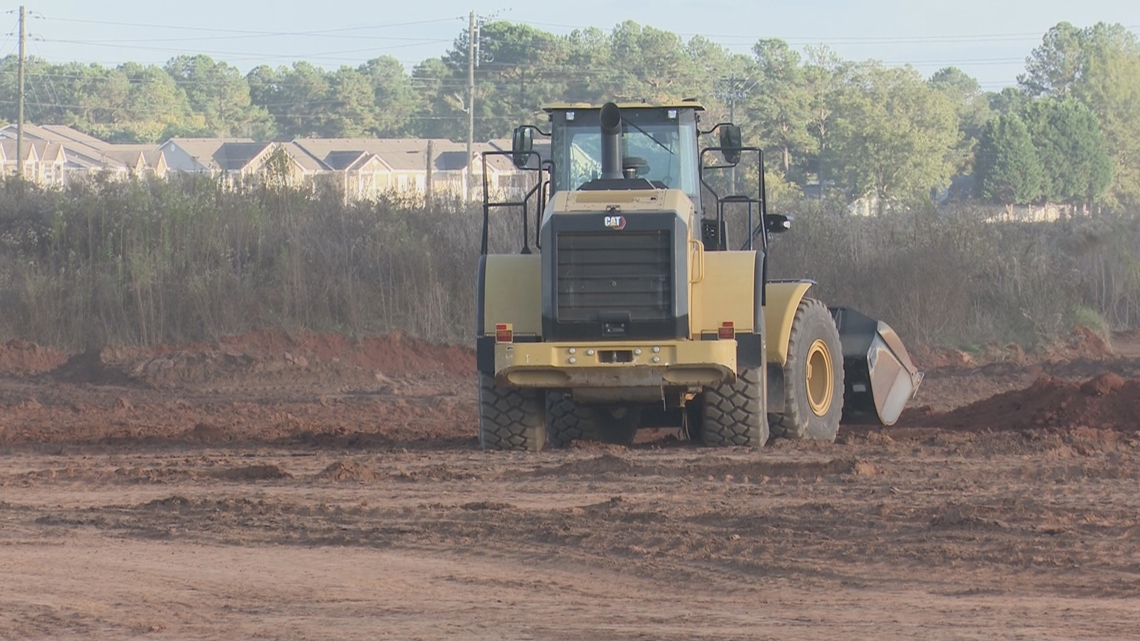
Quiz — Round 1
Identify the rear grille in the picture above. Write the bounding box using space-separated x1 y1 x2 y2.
556 231 672 322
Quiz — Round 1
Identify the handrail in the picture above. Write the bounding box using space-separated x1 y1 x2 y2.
479 150 554 256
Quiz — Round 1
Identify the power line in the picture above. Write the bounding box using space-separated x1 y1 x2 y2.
37 15 465 37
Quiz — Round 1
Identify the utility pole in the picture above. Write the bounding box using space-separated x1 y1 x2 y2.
425 139 434 209
718 74 757 196
465 10 475 204
16 5 26 178
725 75 740 195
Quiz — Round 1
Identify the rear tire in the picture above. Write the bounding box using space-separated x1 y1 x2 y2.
478 372 546 451
770 298 843 442
546 392 600 448
700 367 769 447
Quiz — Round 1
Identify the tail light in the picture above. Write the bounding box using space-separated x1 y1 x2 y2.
718 321 735 340
495 323 513 343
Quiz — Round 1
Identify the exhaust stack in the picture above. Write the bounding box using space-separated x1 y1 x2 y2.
599 102 623 180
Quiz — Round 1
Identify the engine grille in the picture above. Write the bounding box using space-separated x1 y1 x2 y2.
555 230 672 322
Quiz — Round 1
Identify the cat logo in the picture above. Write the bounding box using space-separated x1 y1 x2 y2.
603 215 626 230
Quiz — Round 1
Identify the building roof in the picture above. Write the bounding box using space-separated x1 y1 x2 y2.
277 141 329 173
163 138 256 171
290 138 513 173
40 125 114 151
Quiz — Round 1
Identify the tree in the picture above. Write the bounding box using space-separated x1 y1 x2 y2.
115 63 192 142
323 66 377 137
987 87 1030 117
1023 98 1113 210
165 55 268 137
975 113 1043 210
744 39 812 180
409 57 463 140
452 21 569 140
1019 22 1085 97
1069 24 1140 209
800 46 850 189
360 56 419 137
1018 21 1140 209
828 63 959 213
929 67 992 174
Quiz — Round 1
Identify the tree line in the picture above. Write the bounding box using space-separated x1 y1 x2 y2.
0 20 1138 211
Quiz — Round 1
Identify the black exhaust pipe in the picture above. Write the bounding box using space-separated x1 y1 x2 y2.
600 102 623 180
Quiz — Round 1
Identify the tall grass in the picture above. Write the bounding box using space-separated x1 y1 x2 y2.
0 176 1137 350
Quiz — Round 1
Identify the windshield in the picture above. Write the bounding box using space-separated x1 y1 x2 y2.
550 109 699 202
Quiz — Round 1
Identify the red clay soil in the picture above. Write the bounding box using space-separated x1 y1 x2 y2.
43 330 475 388
0 339 68 376
900 372 1140 433
210 330 474 377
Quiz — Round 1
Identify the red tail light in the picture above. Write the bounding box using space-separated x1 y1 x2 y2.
495 323 513 343
718 321 735 340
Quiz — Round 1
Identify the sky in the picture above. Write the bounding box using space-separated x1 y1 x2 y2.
6 0 1140 92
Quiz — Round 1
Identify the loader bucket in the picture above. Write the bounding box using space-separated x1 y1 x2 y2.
829 307 923 426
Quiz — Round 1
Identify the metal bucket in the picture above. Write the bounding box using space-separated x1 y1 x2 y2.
830 307 924 426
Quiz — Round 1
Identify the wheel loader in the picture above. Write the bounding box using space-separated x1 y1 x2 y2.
476 101 922 450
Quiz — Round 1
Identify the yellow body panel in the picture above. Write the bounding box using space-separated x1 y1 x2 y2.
496 340 736 388
482 254 542 336
551 188 695 215
690 251 756 336
763 281 814 366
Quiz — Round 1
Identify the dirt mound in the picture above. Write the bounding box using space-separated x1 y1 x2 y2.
540 454 637 476
1041 325 1116 361
40 330 474 388
1114 328 1140 359
49 346 147 385
211 464 293 481
0 340 68 376
900 372 1140 433
316 460 379 483
213 330 474 377
692 457 870 480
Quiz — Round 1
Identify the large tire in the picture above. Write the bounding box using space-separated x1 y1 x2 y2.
593 406 642 446
770 298 844 442
700 367 769 447
546 392 600 448
478 372 546 451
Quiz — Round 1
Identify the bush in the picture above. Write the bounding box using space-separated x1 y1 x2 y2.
1 177 1138 351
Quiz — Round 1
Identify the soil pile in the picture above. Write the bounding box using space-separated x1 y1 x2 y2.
43 330 474 387
213 330 474 377
901 372 1140 433
316 460 380 482
0 340 68 375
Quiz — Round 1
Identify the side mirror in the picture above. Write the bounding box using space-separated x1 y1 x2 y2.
511 126 534 169
765 213 793 234
719 124 742 165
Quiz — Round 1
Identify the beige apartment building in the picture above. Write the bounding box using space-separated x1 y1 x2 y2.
0 124 532 202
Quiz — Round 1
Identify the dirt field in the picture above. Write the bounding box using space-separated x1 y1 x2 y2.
2 330 1139 640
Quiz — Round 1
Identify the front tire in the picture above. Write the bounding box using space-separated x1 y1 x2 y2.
478 372 546 451
770 298 843 441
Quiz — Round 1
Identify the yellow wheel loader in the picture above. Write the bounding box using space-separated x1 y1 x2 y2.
476 101 922 451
